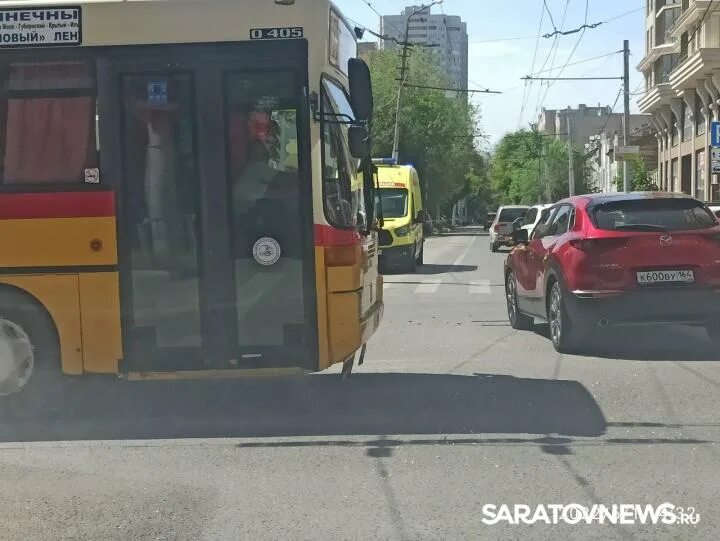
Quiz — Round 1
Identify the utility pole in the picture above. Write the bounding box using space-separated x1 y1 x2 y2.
567 107 575 197
521 42 631 195
622 39 631 192
391 43 411 162
391 1 443 162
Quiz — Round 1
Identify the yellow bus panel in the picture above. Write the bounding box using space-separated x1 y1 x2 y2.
79 272 122 374
0 217 117 268
0 275 83 375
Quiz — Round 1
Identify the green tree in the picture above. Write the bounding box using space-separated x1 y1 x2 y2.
367 48 485 216
614 155 658 191
490 129 595 205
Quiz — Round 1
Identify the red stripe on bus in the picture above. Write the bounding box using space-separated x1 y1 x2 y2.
314 224 361 246
0 191 115 219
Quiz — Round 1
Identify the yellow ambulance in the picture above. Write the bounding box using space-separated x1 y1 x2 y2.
375 160 429 272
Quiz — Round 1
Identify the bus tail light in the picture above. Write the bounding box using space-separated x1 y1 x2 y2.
325 245 360 267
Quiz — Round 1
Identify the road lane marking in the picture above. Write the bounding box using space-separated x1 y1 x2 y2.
451 234 476 267
469 280 491 294
415 278 443 294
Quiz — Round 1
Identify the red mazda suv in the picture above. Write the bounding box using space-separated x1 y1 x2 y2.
504 192 720 353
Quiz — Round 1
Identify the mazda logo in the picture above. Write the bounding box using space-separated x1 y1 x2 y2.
659 235 673 247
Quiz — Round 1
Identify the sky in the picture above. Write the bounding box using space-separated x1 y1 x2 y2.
334 0 646 148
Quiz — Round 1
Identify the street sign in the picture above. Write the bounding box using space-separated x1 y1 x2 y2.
712 162 720 175
712 121 720 147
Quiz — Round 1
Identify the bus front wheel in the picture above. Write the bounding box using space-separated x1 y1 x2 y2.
0 292 60 401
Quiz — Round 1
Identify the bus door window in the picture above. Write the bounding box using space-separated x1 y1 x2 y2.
320 79 365 230
121 74 201 350
0 61 97 185
225 71 307 351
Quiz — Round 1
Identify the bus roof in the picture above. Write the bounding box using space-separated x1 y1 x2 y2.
0 0 355 81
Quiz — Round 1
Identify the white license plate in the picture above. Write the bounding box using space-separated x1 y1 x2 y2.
636 270 695 284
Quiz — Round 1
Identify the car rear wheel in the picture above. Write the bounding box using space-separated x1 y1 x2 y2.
506 273 533 331
547 282 583 354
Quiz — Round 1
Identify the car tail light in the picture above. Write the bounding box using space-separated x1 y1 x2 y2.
494 224 501 232
569 238 628 251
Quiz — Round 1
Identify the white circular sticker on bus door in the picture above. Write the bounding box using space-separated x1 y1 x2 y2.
252 237 282 266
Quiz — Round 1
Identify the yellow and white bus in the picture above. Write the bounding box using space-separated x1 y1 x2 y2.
0 0 382 398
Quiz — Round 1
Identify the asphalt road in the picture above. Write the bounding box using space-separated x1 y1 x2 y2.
1 227 719 540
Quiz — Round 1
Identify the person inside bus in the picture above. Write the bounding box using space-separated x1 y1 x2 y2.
233 139 278 215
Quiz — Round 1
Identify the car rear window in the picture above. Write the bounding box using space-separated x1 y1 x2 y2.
592 198 717 232
498 208 527 222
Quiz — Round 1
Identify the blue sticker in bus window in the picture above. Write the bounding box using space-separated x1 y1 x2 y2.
147 81 168 104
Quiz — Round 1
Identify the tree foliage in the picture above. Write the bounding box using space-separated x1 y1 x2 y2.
366 48 489 215
614 155 659 191
490 130 596 205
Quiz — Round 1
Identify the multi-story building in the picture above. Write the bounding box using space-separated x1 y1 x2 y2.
539 105 655 193
538 105 628 143
358 41 378 60
538 105 652 144
638 0 720 201
589 125 659 193
380 6 468 90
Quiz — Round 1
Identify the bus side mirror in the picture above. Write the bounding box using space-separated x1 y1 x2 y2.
348 126 370 158
348 58 373 122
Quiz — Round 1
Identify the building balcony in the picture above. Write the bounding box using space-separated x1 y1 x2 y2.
637 83 674 113
669 48 720 88
669 0 712 39
637 43 678 72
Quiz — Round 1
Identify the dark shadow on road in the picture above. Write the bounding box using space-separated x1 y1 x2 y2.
414 264 478 275
532 324 718 361
433 232 488 238
0 373 606 442
381 264 478 276
385 282 500 287
430 226 487 238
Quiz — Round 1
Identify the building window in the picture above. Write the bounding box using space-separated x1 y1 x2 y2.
680 31 688 59
682 102 693 142
696 149 706 201
671 157 678 190
696 96 706 136
671 113 679 146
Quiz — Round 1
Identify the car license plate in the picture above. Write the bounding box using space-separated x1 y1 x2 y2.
636 270 695 284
